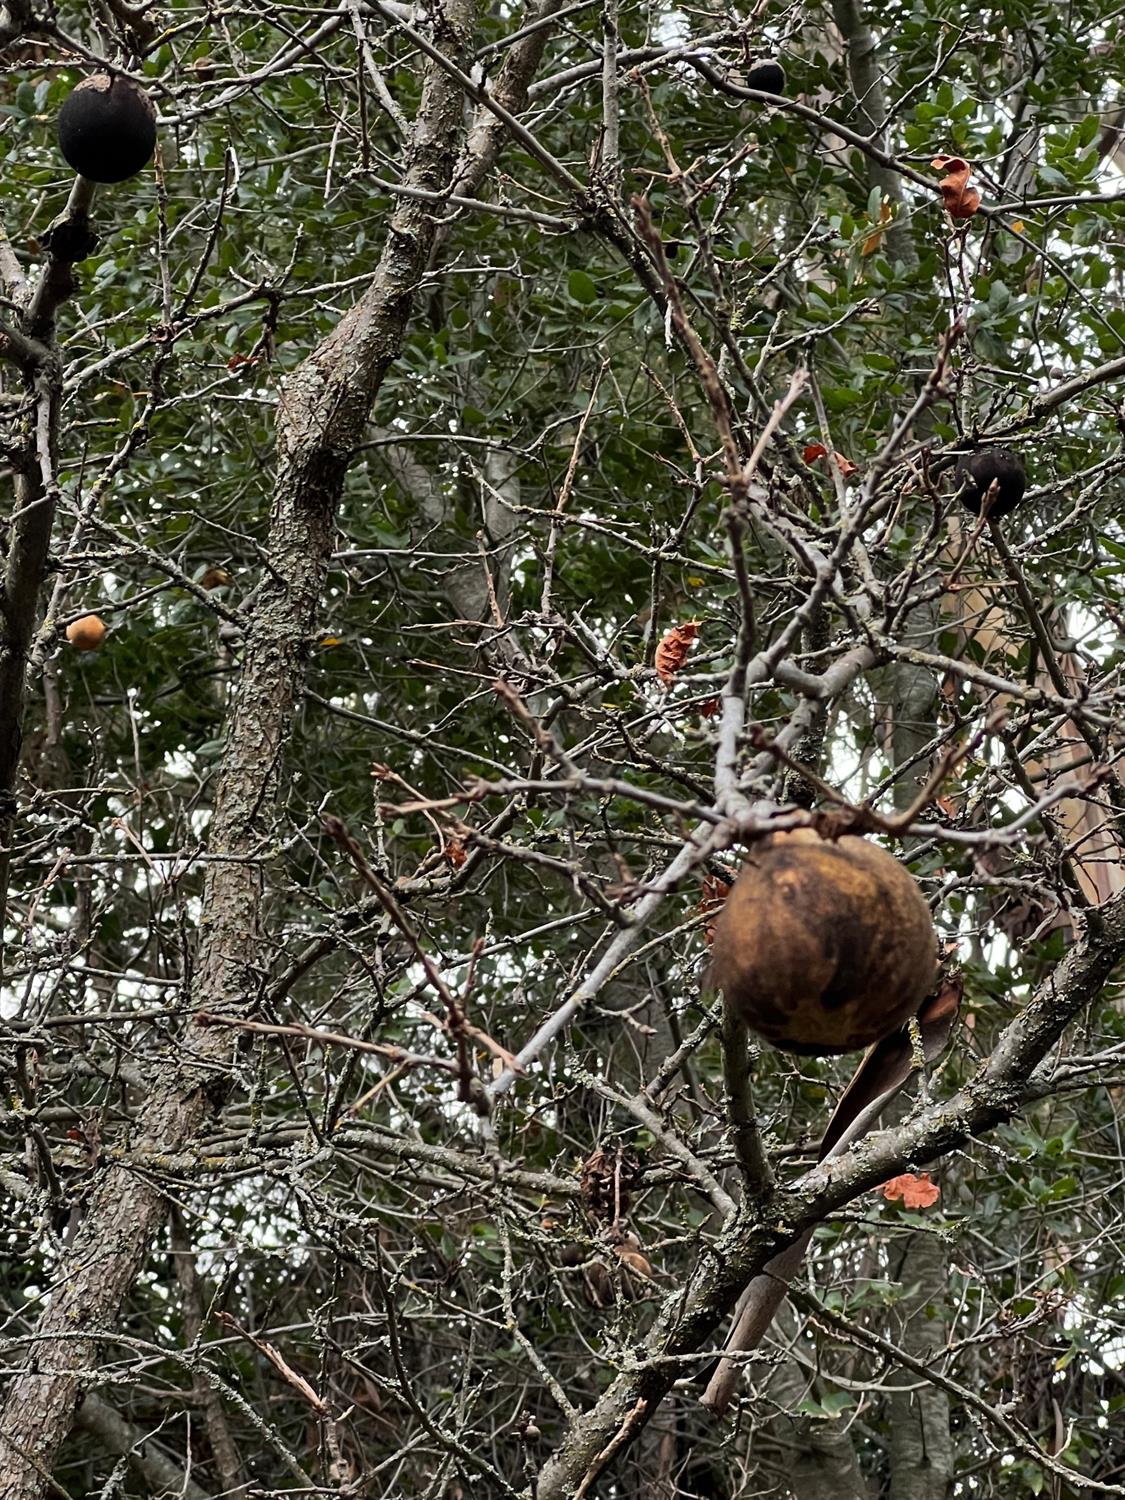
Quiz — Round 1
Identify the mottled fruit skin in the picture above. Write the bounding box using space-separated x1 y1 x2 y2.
708 832 937 1055
65 614 107 651
955 447 1026 518
58 74 157 184
744 60 786 94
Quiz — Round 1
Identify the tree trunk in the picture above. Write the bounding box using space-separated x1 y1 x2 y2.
0 2 481 1489
766 1305 871 1500
886 1231 954 1500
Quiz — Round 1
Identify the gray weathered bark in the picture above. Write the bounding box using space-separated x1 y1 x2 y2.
886 1231 954 1500
767 1305 871 1500
74 1392 210 1500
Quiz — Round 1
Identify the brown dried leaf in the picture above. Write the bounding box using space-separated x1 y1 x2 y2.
861 200 893 256
932 156 981 220
803 442 859 478
655 620 700 686
580 1144 642 1224
613 1245 655 1278
699 873 732 945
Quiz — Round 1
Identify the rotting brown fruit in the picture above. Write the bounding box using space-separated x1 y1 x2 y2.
58 74 157 184
744 59 786 94
955 446 1027 518
708 830 937 1055
65 614 107 651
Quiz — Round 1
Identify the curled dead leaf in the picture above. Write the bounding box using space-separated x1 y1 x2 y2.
932 156 981 220
655 620 700 686
580 1144 642 1224
803 442 859 478
443 837 467 869
699 872 732 945
861 199 894 256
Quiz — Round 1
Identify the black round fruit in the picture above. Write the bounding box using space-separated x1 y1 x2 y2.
58 74 157 184
744 59 786 94
955 446 1027 518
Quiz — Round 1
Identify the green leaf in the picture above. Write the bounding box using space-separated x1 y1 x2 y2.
568 270 598 304
822 386 866 411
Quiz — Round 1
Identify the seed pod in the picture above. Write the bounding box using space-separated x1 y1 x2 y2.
58 74 157 184
708 831 937 1055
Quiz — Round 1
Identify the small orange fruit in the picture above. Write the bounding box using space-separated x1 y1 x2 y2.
65 614 107 651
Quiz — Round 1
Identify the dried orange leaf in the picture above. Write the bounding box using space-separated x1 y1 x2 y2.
443 838 468 869
861 200 893 256
655 620 700 686
804 442 858 478
931 156 981 220
699 873 732 945
700 873 732 904
881 1171 940 1208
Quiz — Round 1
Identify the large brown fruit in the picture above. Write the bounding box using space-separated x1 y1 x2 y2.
58 74 156 184
708 831 937 1055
